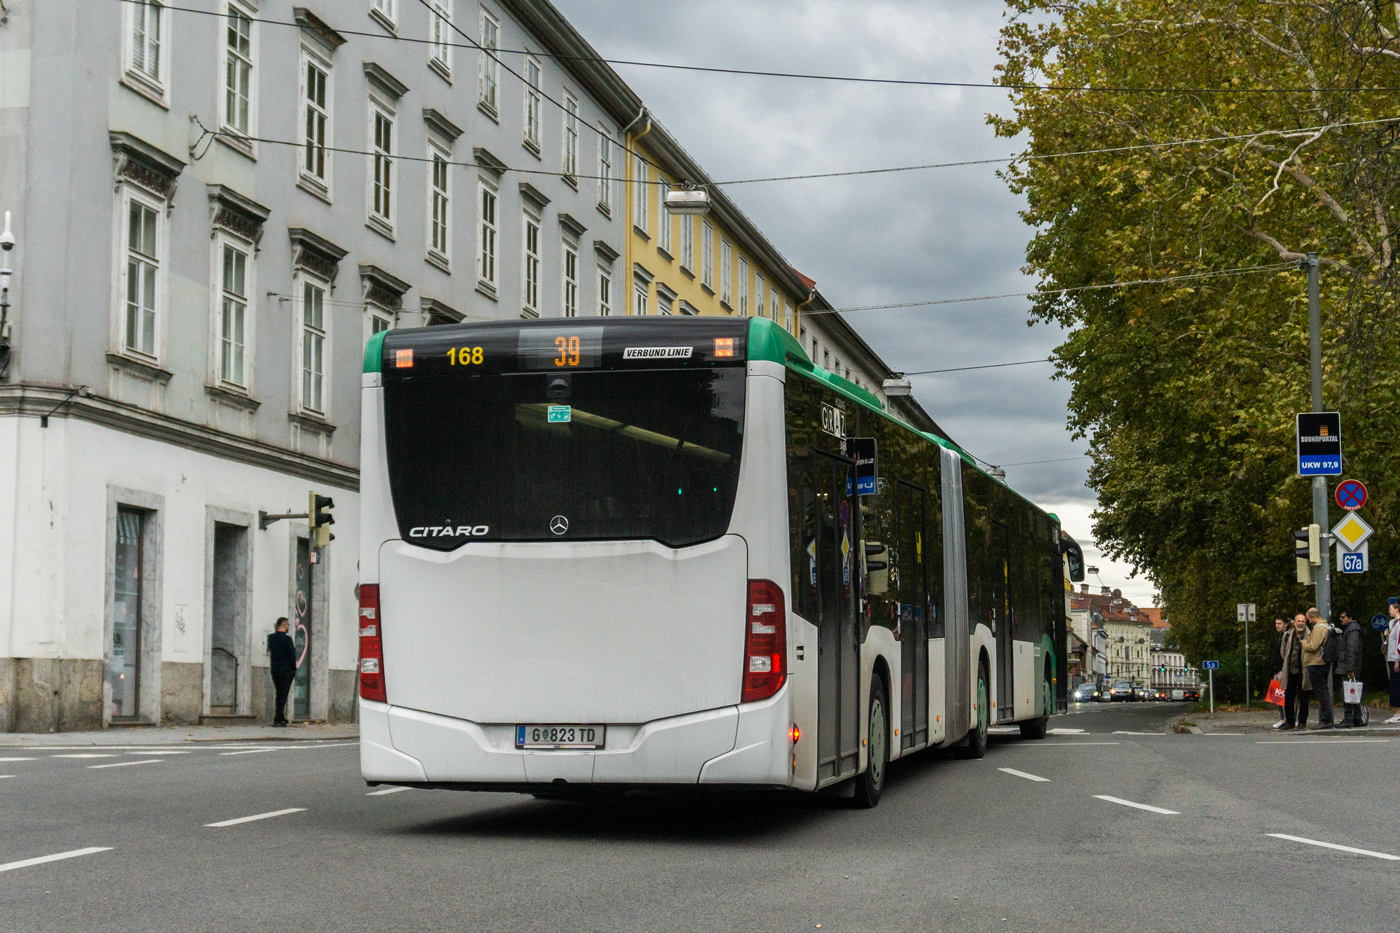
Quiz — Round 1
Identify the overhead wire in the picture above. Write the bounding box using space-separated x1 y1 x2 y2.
904 357 1051 375
112 0 1400 95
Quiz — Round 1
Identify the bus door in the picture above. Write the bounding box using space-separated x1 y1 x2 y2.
991 521 1013 721
897 482 928 750
815 451 860 785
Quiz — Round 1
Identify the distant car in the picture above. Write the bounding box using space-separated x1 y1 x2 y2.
1185 688 1201 701
1109 681 1135 702
1072 683 1098 703
1133 686 1153 701
1171 688 1186 701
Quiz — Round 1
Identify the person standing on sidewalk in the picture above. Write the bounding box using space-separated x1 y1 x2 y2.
1279 614 1308 730
1269 616 1288 728
1335 610 1364 728
1301 608 1334 730
1385 602 1400 724
267 617 297 727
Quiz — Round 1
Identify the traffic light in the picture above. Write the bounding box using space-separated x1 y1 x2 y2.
1294 524 1320 585
309 491 335 548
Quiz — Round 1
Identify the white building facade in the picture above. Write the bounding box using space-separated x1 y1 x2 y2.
0 0 627 730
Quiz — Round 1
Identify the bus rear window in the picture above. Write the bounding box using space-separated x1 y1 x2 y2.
381 367 746 549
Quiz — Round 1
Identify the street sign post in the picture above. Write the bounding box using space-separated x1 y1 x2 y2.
1296 412 1342 476
1335 479 1368 511
1237 604 1256 705
1203 660 1220 717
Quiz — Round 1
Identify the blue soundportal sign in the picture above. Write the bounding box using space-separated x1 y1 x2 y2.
1297 412 1342 476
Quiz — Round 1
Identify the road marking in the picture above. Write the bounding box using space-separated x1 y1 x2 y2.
0 757 35 762
0 847 113 874
1256 739 1389 745
125 750 191 755
1113 731 1163 736
0 775 12 779
1026 742 1122 746
997 767 1049 782
1048 728 1085 734
1267 833 1400 861
366 786 412 796
220 748 277 756
88 759 162 770
206 808 306 828
51 754 114 759
1094 795 1179 815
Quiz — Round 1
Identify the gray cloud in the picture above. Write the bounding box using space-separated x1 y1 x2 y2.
552 0 1146 594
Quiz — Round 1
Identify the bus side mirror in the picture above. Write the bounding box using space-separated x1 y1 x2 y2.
863 541 889 596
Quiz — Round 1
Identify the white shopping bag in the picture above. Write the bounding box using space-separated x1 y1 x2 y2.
1342 680 1363 704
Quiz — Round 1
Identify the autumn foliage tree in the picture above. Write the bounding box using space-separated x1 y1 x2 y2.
994 1 1400 694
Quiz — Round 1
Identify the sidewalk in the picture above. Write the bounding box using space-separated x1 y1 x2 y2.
0 723 358 747
1173 706 1400 734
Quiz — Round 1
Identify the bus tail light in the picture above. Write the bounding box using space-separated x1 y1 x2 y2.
359 584 386 703
742 580 786 703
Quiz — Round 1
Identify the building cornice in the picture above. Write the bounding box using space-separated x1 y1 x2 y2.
0 385 358 489
293 7 348 52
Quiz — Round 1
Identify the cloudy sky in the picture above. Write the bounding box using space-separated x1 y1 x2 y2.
552 0 1153 604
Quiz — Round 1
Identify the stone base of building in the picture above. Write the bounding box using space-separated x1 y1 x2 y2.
0 657 357 732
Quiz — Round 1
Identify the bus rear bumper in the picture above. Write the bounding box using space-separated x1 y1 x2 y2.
359 694 790 787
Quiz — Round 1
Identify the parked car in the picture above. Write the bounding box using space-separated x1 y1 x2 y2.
1072 683 1099 703
1171 688 1186 701
1185 688 1201 701
1133 685 1153 701
1109 681 1135 701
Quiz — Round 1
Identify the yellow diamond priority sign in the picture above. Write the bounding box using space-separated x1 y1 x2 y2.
1331 512 1373 551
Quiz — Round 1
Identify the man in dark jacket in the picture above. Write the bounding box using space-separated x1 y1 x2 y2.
1336 610 1365 728
1269 616 1288 727
267 617 297 727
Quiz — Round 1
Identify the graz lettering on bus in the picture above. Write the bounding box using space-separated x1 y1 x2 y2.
821 402 845 439
409 525 490 539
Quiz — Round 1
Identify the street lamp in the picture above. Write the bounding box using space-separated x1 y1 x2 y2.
663 186 710 216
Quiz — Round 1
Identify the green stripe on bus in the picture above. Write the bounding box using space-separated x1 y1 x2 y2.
364 330 387 375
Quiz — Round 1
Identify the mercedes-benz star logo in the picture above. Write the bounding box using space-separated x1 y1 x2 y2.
549 515 569 535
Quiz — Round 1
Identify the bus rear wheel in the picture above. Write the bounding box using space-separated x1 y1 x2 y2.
958 660 989 759
851 677 888 809
1020 677 1051 740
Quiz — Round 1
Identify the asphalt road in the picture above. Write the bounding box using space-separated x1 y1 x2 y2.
3 703 1397 933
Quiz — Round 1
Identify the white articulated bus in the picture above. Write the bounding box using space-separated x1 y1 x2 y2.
358 317 1071 806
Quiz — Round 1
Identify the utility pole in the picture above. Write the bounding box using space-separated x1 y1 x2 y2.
1307 253 1332 622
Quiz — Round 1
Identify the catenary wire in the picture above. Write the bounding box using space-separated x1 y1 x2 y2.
903 358 1052 375
114 0 1400 95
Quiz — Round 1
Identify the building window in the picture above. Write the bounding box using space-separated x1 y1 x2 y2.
657 181 673 255
372 0 398 25
823 349 830 370
634 280 649 317
429 0 452 75
300 51 331 191
657 289 674 316
680 215 694 271
221 2 255 137
562 91 579 181
368 104 395 230
521 212 540 316
720 240 732 306
755 271 765 320
218 240 250 388
365 301 395 345
598 264 612 316
562 240 579 317
785 299 795 331
477 179 498 288
478 8 499 113
123 194 161 359
523 56 541 149
632 154 648 233
428 142 451 265
597 126 613 212
702 221 714 288
124 0 167 100
770 287 780 323
299 277 327 414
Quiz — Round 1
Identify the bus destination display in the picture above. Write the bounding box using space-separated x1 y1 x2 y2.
518 327 603 370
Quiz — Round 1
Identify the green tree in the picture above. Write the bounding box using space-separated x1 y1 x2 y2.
994 1 1400 696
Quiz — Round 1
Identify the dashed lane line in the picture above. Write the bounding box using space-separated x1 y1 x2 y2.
1112 731 1164 736
219 748 277 756
1093 795 1180 815
1256 739 1389 745
997 767 1050 782
1048 728 1085 734
0 757 35 762
124 750 191 755
366 786 413 796
50 754 115 759
1025 742 1122 746
88 759 163 770
206 808 306 828
1267 833 1400 861
0 847 113 874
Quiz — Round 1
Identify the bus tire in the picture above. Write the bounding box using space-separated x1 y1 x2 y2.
1020 676 1051 740
959 660 990 760
851 676 889 809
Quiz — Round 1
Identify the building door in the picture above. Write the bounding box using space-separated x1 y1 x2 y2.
209 524 243 711
991 521 1013 719
111 507 145 720
293 538 313 719
897 482 928 750
815 452 860 784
